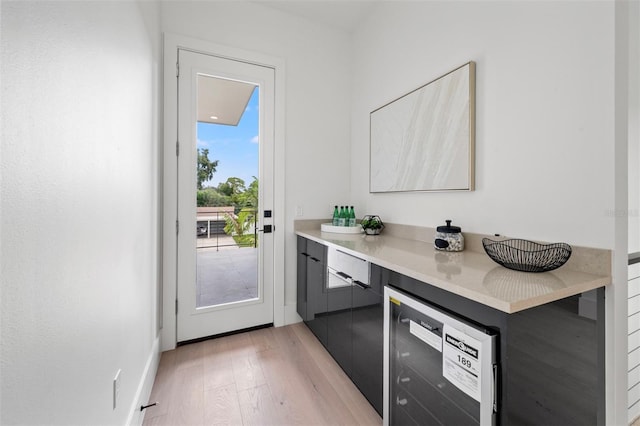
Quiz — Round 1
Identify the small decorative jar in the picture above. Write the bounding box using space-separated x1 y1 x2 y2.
434 220 464 252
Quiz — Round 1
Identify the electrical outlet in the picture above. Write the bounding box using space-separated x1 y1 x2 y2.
113 369 121 410
295 206 303 217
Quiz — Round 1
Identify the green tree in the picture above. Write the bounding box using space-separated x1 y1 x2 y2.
219 177 259 247
237 177 258 209
197 148 218 190
197 188 230 207
224 208 257 247
217 177 248 209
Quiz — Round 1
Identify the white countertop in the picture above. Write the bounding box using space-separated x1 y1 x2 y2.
296 226 611 314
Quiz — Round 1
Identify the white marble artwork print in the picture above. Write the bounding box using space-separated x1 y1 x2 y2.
370 63 473 192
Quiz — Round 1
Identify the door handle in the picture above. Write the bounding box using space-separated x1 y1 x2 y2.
257 225 273 233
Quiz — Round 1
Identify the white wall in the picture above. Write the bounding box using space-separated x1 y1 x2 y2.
629 0 640 256
626 1 640 423
351 2 626 423
352 1 615 249
1 1 161 424
160 1 353 310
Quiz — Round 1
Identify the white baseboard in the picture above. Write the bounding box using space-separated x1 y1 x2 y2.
284 304 302 325
126 336 161 426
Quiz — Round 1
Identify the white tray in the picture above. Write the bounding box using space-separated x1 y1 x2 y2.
320 223 363 234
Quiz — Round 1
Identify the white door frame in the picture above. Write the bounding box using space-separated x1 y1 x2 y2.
161 33 286 351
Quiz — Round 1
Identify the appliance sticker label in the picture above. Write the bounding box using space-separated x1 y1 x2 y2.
409 320 442 352
442 324 482 402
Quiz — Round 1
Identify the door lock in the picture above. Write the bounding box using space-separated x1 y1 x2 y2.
258 225 273 233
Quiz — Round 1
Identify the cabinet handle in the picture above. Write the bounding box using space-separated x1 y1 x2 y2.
353 280 369 290
336 271 352 280
309 256 320 263
396 350 411 359
493 364 498 413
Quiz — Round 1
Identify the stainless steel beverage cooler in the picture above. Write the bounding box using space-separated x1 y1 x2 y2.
384 286 499 425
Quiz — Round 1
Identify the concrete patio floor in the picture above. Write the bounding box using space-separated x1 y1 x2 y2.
196 236 258 307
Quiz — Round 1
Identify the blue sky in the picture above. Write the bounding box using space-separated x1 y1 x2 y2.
197 88 259 188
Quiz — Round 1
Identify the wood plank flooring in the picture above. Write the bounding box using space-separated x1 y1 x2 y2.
142 323 382 426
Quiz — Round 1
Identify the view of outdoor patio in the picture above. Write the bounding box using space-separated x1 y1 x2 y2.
196 207 259 308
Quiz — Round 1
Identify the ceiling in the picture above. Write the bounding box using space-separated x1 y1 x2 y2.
257 1 377 33
197 75 256 126
197 1 375 128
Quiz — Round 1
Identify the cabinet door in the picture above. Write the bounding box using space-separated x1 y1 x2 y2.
327 284 352 376
305 240 328 346
351 263 384 415
296 236 308 320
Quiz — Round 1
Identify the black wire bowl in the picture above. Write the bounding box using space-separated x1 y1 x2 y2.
482 238 572 273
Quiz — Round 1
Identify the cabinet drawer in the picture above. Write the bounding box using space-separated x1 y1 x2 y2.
307 239 326 263
328 247 369 285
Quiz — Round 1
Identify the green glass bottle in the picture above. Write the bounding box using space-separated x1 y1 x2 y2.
332 205 340 226
338 206 346 226
348 206 356 227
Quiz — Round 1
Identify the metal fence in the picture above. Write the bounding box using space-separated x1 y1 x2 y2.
196 209 257 250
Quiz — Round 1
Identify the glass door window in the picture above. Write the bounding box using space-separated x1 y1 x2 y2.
195 84 259 308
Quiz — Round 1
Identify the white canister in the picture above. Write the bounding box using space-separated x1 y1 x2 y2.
434 220 464 252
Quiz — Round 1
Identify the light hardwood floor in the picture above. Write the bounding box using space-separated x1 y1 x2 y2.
142 322 382 426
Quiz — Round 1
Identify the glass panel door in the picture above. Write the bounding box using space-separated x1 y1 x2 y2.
176 48 274 342
195 81 259 308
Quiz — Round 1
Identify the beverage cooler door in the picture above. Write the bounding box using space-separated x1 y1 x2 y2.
383 286 498 426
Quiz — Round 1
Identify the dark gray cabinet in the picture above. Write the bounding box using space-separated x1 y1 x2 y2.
297 236 328 346
386 268 605 426
296 236 308 321
297 235 605 424
351 263 385 415
297 237 383 416
327 281 353 376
